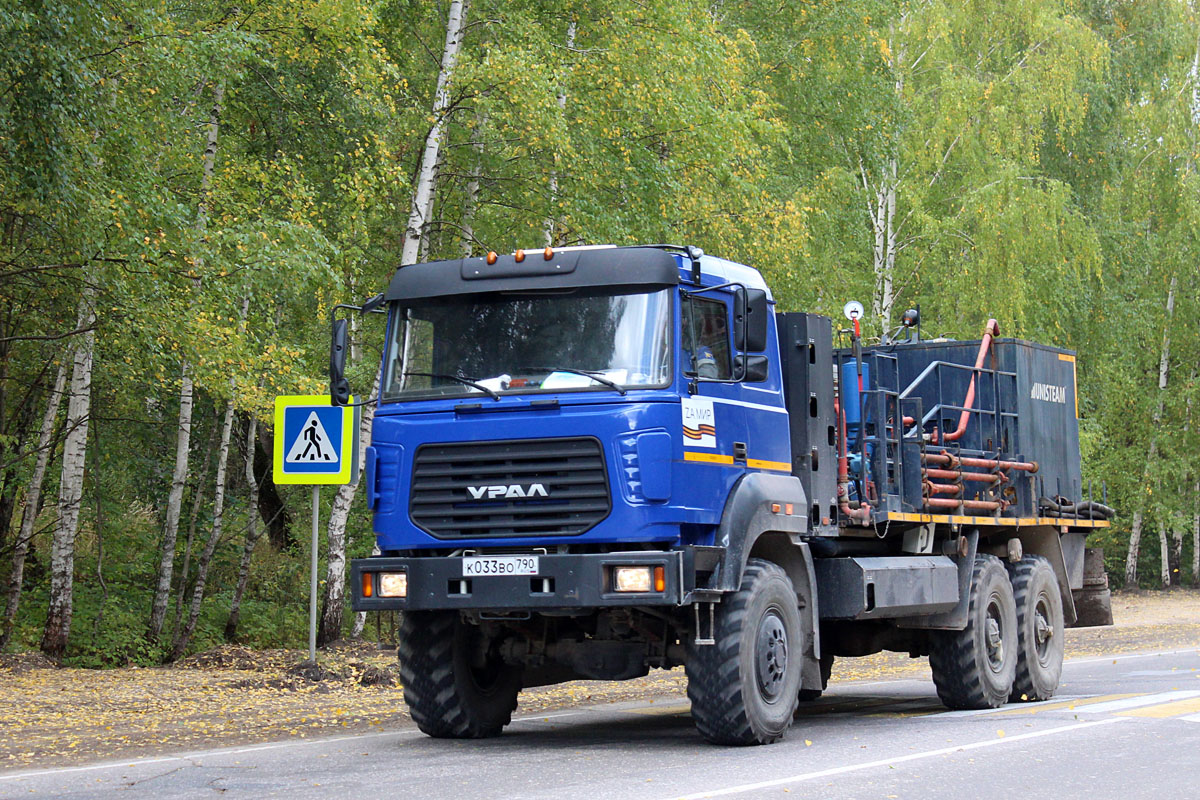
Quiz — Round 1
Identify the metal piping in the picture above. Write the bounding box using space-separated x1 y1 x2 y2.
925 497 1005 512
924 481 962 496
921 451 1038 474
922 467 1003 484
834 396 871 524
931 319 1000 444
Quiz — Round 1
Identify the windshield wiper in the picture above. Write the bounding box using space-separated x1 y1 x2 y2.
403 372 501 401
522 366 627 395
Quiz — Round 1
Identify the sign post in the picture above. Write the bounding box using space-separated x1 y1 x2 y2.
273 395 359 662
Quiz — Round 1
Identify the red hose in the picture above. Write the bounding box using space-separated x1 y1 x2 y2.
931 319 1000 444
925 497 1004 511
921 452 1038 474
923 467 1003 484
834 397 871 523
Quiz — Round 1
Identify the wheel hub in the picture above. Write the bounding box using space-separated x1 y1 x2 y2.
1034 596 1054 662
756 611 789 701
985 603 1005 669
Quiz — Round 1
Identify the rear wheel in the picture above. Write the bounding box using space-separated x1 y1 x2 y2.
929 554 1017 709
1008 555 1064 701
397 611 522 738
686 559 802 745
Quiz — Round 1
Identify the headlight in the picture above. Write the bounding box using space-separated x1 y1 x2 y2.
613 566 653 593
379 572 408 598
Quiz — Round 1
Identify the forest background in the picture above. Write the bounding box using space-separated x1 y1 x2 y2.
3 0 1199 666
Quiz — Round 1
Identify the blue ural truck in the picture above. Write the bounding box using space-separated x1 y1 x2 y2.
330 244 1112 746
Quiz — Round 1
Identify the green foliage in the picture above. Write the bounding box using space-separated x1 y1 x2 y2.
5 0 1200 668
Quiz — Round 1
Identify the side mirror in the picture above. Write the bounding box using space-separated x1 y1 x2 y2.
735 288 769 352
735 354 769 383
330 318 351 406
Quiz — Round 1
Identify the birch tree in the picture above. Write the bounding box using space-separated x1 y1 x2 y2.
0 361 66 649
171 391 235 659
318 0 470 647
149 82 225 643
39 288 97 660
225 412 263 641
1125 276 1176 586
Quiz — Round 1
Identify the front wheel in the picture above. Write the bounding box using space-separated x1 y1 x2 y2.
686 559 803 745
1008 555 1064 701
929 554 1017 709
397 611 522 738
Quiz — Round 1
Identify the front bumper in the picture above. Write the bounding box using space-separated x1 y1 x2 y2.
351 550 697 612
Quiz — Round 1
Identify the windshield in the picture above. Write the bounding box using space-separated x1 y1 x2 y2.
383 288 673 402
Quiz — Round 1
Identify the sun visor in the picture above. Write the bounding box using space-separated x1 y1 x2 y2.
385 246 681 304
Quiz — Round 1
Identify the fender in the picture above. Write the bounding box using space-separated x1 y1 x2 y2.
711 473 822 690
1013 526 1079 626
713 472 808 591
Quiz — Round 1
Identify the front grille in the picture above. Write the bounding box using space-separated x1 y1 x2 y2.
410 437 611 538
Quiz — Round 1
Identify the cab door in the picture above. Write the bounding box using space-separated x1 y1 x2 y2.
678 290 748 519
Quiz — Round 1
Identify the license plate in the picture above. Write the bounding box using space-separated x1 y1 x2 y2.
463 555 540 577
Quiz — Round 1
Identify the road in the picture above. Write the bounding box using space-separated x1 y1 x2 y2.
3 647 1198 800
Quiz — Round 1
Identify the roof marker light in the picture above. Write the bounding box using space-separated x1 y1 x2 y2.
544 247 554 260
486 251 498 265
514 249 526 262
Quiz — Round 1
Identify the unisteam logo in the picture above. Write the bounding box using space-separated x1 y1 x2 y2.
466 484 549 500
1030 383 1067 404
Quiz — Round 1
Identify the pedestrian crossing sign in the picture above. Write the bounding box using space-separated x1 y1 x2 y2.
273 395 359 485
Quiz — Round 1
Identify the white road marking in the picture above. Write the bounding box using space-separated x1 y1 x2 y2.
658 718 1129 800
510 711 586 724
934 696 1089 718
837 647 1199 693
1179 713 1200 723
1065 648 1200 666
1070 690 1200 714
0 729 422 782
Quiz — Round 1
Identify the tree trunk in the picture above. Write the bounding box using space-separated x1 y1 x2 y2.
0 361 67 649
1158 522 1171 587
225 413 263 641
148 362 194 642
149 84 224 643
0 397 38 548
401 0 468 266
39 289 96 661
90 418 108 637
461 115 485 257
1169 528 1183 585
544 19 577 247
253 427 293 549
1193 487 1199 586
865 21 903 334
1126 275 1176 586
318 374 379 647
172 396 235 660
173 413 218 634
320 2 469 648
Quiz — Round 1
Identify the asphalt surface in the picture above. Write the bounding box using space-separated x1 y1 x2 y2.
3 647 1199 800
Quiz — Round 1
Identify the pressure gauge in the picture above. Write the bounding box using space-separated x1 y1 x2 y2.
843 300 864 321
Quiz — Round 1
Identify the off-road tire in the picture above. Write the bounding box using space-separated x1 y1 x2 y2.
686 559 802 745
397 610 522 738
1008 555 1064 702
929 554 1017 710
797 652 834 703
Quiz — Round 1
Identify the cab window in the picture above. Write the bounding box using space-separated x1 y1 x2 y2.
682 296 732 380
